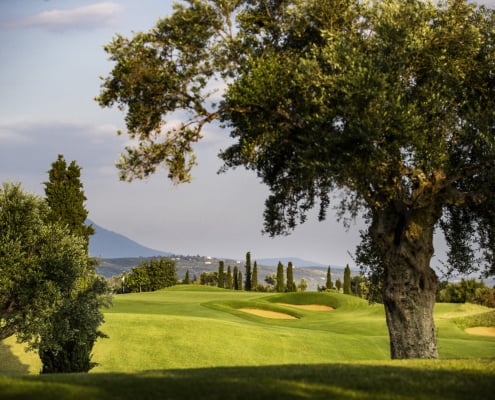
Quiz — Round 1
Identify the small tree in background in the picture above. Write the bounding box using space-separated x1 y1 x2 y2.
344 265 351 295
252 261 258 291
336 279 343 293
218 260 225 288
276 262 285 292
226 265 233 290
244 251 252 291
200 271 218 286
184 270 191 284
265 274 276 288
238 271 243 291
126 258 177 292
233 266 239 290
326 266 334 290
298 278 308 292
286 262 296 292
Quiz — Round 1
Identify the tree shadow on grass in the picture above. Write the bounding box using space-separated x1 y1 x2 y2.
0 340 30 376
2 361 494 400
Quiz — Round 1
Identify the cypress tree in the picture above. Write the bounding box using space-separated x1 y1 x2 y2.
344 264 351 294
244 251 252 291
44 154 94 250
286 262 296 292
276 261 285 292
252 261 258 291
238 271 243 291
233 266 239 290
326 266 334 290
184 270 191 284
218 260 225 288
226 266 233 289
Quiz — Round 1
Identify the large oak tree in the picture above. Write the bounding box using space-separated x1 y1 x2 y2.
97 0 495 358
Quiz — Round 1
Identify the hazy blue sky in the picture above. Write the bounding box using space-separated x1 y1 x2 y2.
1 1 492 267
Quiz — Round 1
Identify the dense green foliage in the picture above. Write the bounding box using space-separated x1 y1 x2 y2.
125 258 177 292
0 183 51 341
437 279 495 307
44 155 94 249
0 182 110 373
39 156 110 373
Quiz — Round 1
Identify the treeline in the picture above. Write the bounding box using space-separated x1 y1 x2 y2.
194 252 307 292
111 254 495 309
436 279 495 308
318 267 495 308
317 265 382 303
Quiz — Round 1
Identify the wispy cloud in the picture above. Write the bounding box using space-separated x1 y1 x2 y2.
3 2 124 32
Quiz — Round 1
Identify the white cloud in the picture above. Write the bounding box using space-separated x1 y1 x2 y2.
4 2 124 32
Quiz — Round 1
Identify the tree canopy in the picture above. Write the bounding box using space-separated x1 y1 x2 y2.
44 154 94 248
0 182 110 373
97 0 495 358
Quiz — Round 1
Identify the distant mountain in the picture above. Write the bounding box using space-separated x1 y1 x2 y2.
256 257 328 268
87 220 171 259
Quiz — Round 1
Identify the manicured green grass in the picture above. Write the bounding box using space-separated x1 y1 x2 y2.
1 286 494 399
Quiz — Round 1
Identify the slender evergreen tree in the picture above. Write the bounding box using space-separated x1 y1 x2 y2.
44 154 94 250
233 266 239 290
226 265 233 289
218 260 225 288
276 261 285 292
252 261 258 291
244 251 252 291
286 262 296 292
184 270 191 284
344 264 351 295
326 266 334 290
336 279 343 293
238 271 243 291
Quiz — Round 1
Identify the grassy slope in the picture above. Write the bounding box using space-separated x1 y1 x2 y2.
1 286 494 399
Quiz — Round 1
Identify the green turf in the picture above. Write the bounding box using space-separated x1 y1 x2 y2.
1 286 494 399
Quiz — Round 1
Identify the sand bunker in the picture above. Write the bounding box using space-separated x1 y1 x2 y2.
239 308 297 320
277 303 334 311
465 327 495 336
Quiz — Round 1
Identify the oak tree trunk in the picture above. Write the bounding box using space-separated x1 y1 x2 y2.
371 202 440 359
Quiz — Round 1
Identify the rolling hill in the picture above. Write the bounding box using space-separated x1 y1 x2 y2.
87 220 171 259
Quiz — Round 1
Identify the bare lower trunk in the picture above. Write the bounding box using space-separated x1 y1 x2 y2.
383 258 438 358
371 203 440 359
